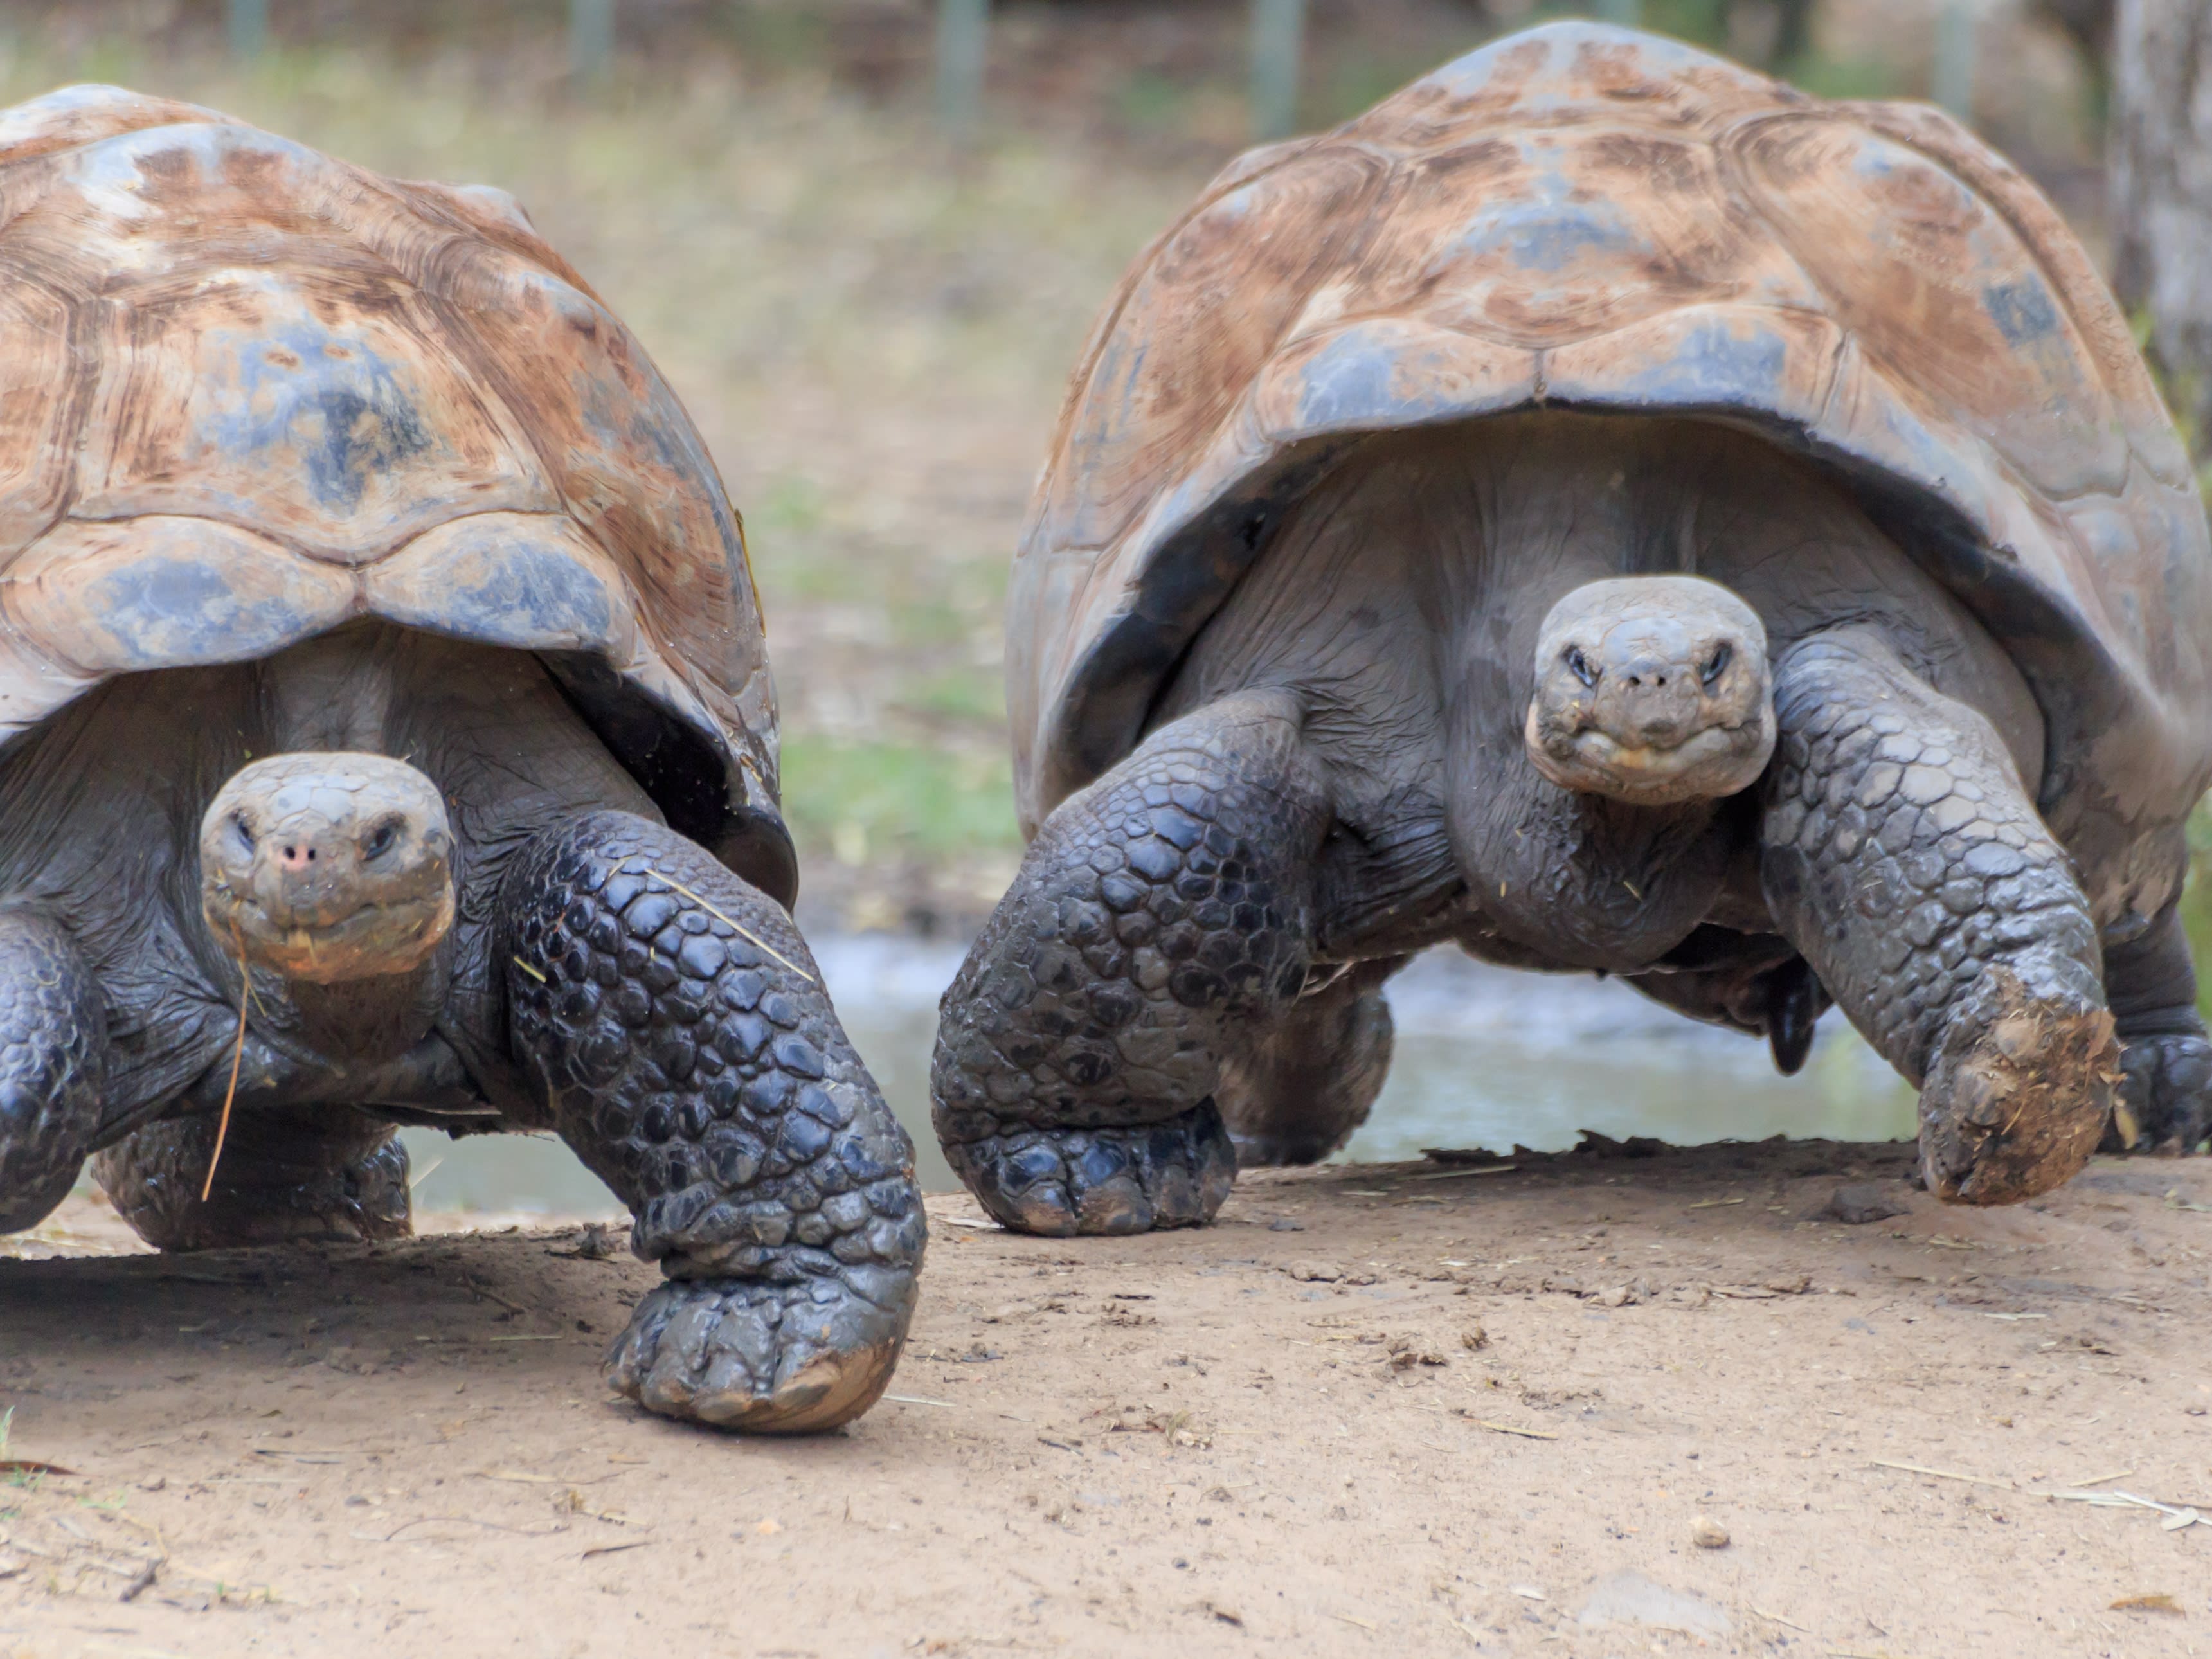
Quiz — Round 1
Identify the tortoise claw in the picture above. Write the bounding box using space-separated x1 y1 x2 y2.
607 1272 913 1434
942 1104 1237 1237
1766 956 1822 1077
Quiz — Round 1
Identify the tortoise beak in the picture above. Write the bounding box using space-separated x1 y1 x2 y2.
201 753 456 985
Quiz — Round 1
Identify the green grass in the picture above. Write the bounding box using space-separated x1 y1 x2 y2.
895 667 1006 726
2180 800 2212 1023
778 736 1022 869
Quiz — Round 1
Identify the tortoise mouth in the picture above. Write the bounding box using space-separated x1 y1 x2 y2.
198 750 458 987
1524 710 1776 806
205 888 457 986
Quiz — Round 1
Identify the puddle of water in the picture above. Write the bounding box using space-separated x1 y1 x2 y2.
401 936 1916 1217
1342 949 1915 1161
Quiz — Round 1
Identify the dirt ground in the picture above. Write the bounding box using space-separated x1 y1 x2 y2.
0 1141 2206 1658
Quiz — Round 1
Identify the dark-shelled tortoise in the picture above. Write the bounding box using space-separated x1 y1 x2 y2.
0 85 922 1432
931 22 2212 1237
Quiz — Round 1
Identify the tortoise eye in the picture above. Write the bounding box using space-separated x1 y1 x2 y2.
1564 647 1597 688
363 820 401 861
230 814 255 853
1702 643 1732 686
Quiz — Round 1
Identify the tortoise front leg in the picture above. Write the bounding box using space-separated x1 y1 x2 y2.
930 692 1326 1234
1760 631 2114 1203
2102 903 2212 1154
502 812 924 1433
0 908 107 1235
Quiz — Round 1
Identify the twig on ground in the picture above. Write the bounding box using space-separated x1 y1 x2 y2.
1867 1458 2014 1491
1455 1413 1558 1441
2062 1466 2135 1489
458 1278 532 1318
1409 1165 1518 1181
363 1516 568 1541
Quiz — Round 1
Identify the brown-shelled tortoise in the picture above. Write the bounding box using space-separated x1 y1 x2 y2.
0 85 922 1431
931 21 2212 1237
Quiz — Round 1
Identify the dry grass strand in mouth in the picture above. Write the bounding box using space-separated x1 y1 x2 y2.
202 930 253 1202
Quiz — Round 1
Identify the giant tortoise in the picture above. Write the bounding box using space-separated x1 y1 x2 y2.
930 22 2212 1236
0 87 922 1431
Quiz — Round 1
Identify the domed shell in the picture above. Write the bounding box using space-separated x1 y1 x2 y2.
1011 22 2212 926
0 86 792 897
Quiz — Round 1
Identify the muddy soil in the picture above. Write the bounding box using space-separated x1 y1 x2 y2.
2 1141 2208 1658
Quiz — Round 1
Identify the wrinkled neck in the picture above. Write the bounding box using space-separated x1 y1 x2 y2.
1450 746 1732 971
274 958 451 1066
258 625 399 753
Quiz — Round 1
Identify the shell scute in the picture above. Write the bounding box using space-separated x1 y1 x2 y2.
75 268 550 559
366 512 633 661
0 280 75 554
1039 148 1389 560
1726 114 2127 500
1543 303 1843 425
413 249 757 702
3 516 354 677
0 84 223 171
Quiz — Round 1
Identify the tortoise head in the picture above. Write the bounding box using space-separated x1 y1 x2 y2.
200 753 456 985
1524 576 1776 807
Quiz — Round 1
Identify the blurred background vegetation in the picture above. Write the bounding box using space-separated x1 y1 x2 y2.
3 0 2202 987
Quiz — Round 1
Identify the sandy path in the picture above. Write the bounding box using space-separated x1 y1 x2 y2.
1 1140 2207 1657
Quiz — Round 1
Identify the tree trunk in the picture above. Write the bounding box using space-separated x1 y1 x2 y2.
2110 0 2212 454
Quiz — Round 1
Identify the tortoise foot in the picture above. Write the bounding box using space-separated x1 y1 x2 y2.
96 1113 411 1251
1920 973 2116 1205
943 1103 1236 1237
608 1271 912 1433
2109 1032 2212 1155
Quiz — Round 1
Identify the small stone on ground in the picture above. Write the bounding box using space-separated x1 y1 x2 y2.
1825 1182 1908 1224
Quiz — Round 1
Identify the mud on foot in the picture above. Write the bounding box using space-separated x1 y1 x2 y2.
607 1269 914 1433
1920 971 2117 1204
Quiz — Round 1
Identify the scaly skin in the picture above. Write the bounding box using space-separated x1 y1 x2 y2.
2101 903 2212 1153
0 908 105 1234
1760 631 2115 1202
503 811 924 1433
931 695 1321 1235
93 1110 411 1250
1219 957 1402 1167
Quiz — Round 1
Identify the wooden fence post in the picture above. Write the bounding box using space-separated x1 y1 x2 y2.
1250 0 1307 140
1934 0 1976 124
571 0 615 84
228 0 267 58
936 0 991 135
